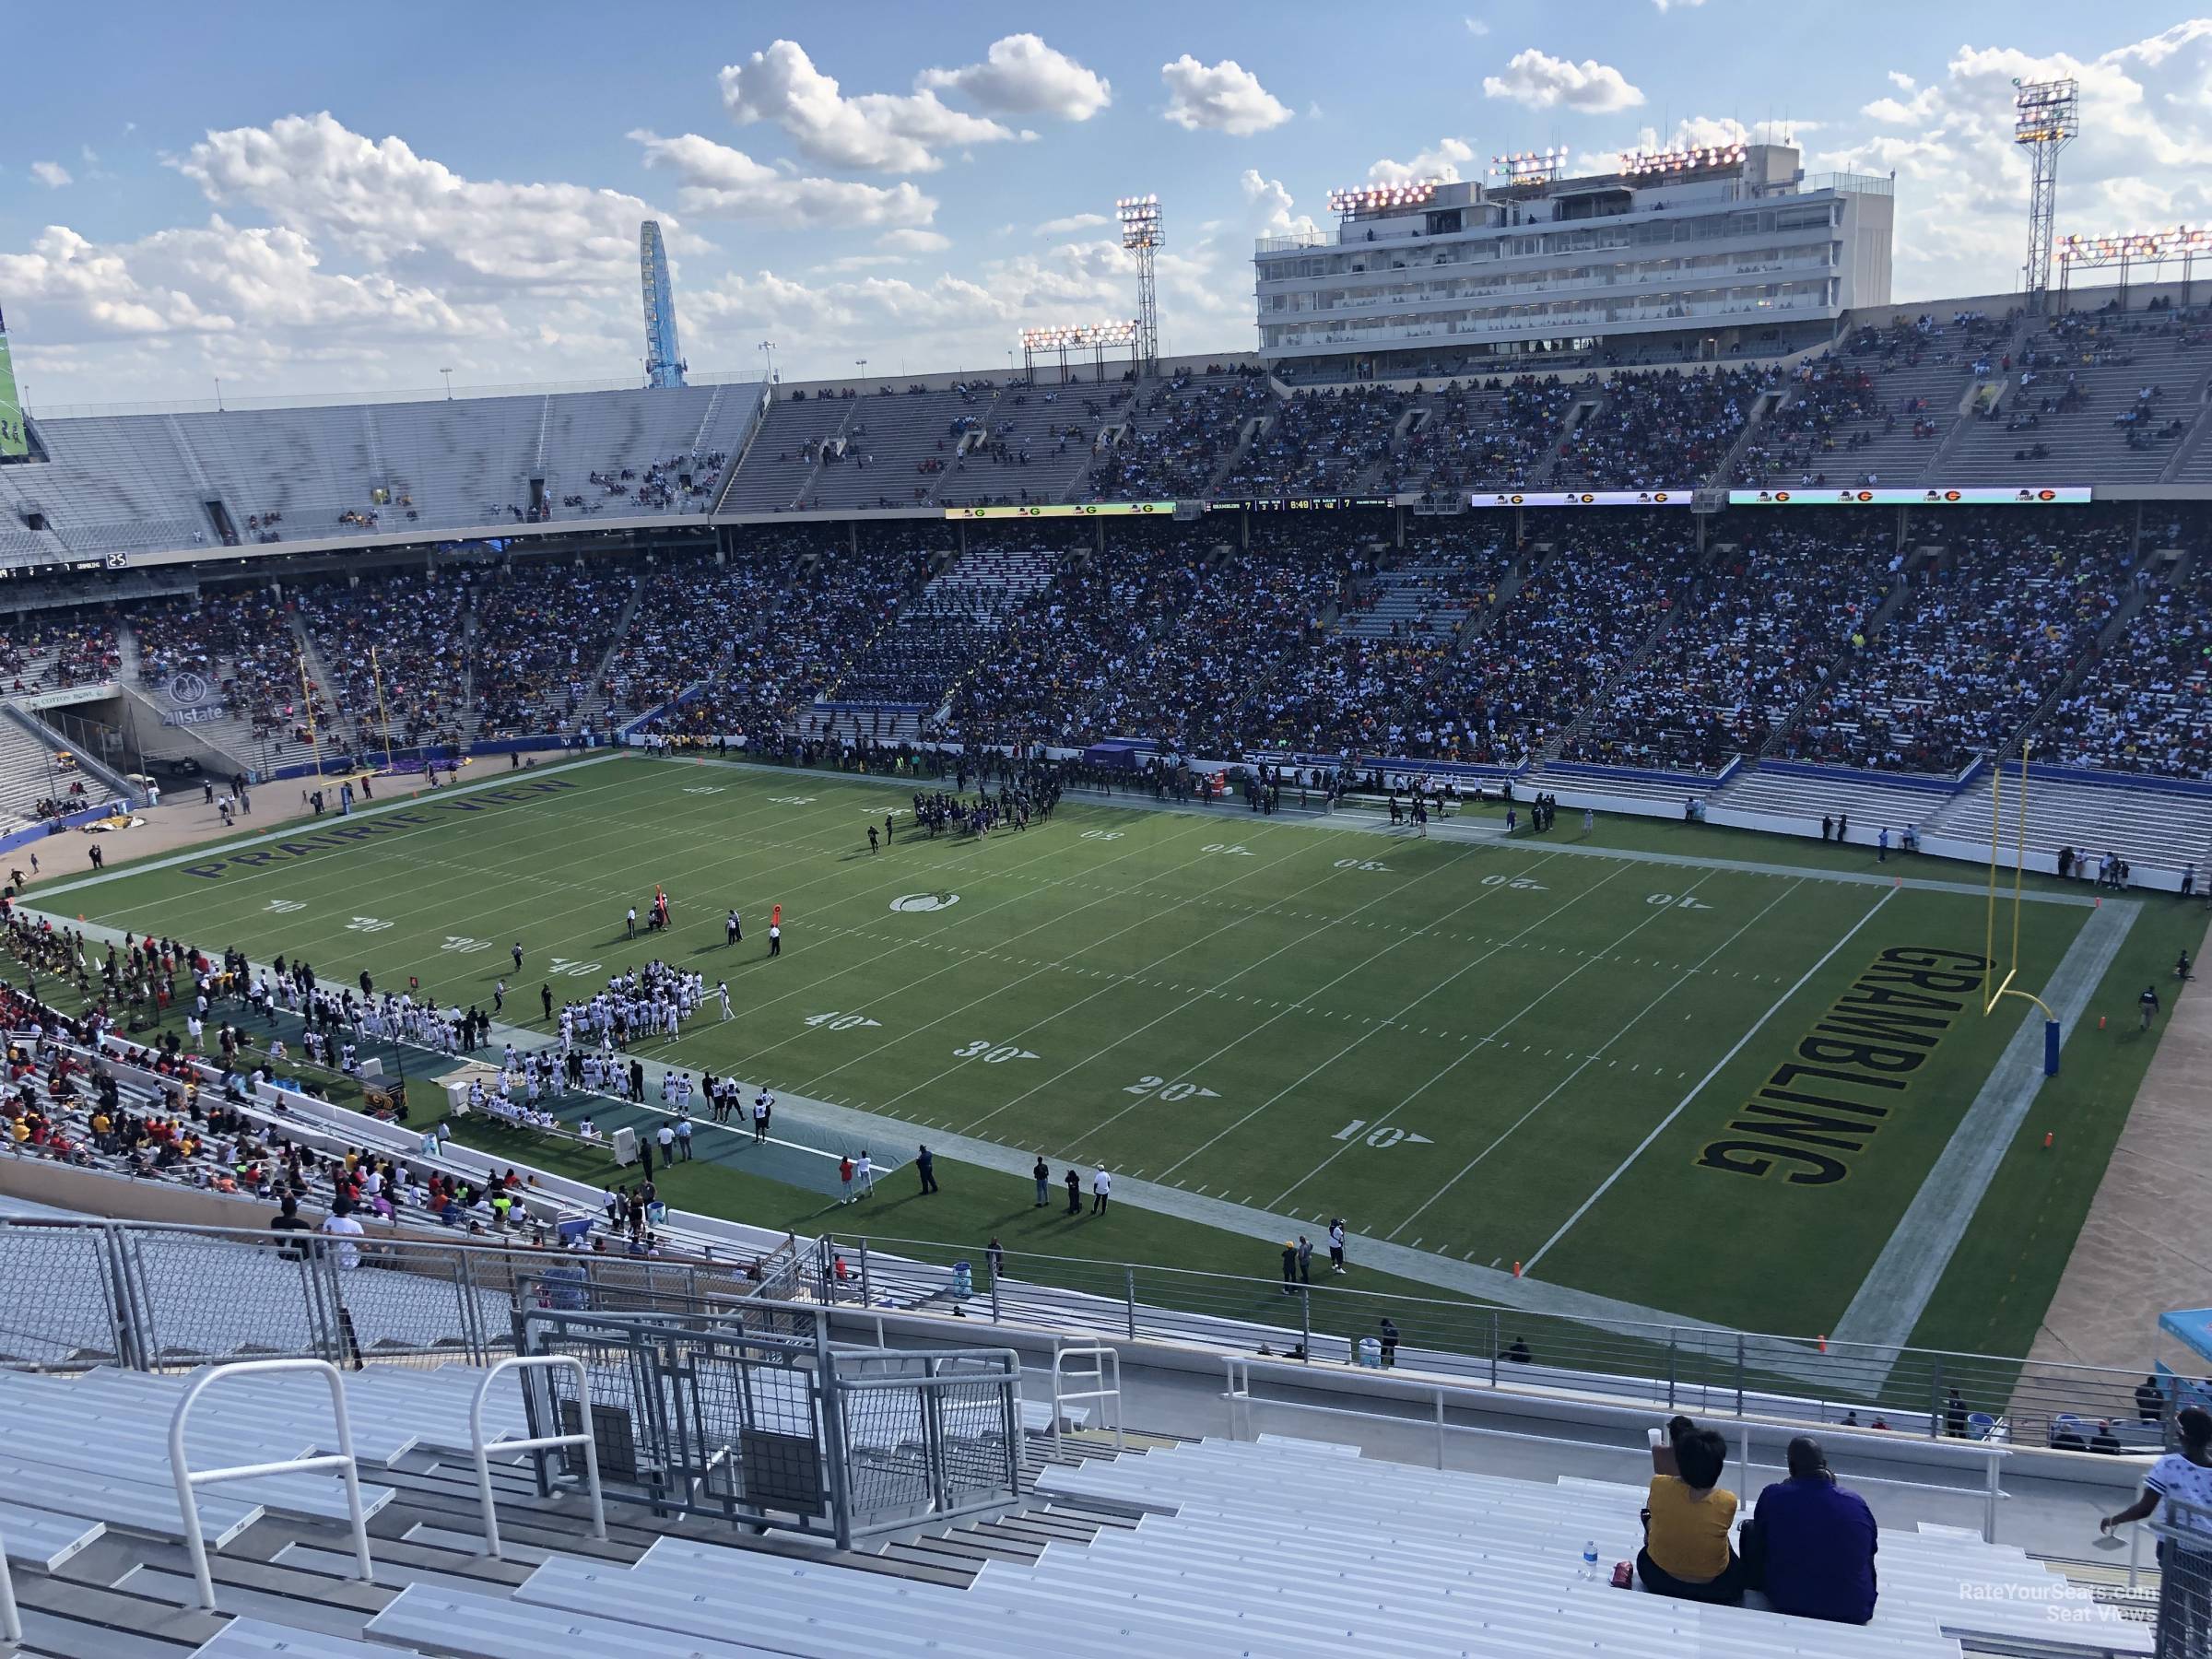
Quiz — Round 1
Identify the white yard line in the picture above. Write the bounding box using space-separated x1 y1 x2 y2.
1272 868 1727 1213
33 751 627 901
76 771 1058 1010
1521 884 1900 1275
1382 877 1806 1241
1153 860 1633 1186
956 845 1559 1141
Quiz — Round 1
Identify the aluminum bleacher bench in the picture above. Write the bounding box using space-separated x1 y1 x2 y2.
190 1616 420 1658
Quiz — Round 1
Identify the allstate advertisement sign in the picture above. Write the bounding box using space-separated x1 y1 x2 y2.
159 670 229 725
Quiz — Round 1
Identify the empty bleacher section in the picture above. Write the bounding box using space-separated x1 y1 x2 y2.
1 381 759 559
0 1202 2167 1659
1814 313 2008 487
1774 512 2135 774
1565 522 1900 774
0 716 96 830
714 388 860 511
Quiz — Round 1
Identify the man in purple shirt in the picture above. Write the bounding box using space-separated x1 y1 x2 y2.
1746 1437 1878 1624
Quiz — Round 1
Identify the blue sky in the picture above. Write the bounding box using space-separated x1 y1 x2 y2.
3 3 2207 404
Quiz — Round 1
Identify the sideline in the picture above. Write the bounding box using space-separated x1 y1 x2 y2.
26 902 1813 1371
29 751 627 902
1829 897 2140 1367
665 752 2107 909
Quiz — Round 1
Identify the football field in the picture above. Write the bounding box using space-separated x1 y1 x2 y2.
39 751 2187 1350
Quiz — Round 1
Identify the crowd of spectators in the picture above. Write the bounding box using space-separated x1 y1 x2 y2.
941 526 1216 748
1730 357 1887 485
571 448 732 514
294 572 468 753
470 562 636 738
1217 385 1413 499
1086 522 1350 756
133 588 329 755
0 610 120 694
601 547 793 727
1554 367 1773 488
1780 513 2135 773
1381 380 1563 495
2045 545 2211 777
1566 520 1900 773
1084 372 1273 500
1396 522 1700 764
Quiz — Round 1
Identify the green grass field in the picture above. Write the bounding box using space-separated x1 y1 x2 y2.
39 752 2204 1358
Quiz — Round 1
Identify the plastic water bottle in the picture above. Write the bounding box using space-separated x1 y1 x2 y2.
1581 1541 1599 1580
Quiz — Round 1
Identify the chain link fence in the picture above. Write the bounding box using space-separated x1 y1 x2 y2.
2156 1503 2212 1657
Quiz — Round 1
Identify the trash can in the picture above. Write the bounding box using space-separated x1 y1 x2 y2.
1358 1337 1382 1369
952 1260 973 1299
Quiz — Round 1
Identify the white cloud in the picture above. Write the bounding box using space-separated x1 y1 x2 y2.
1369 137 1477 184
1482 49 1645 112
1240 170 1317 238
918 34 1111 121
0 218 469 344
718 40 1017 173
175 112 670 293
687 232 1250 375
816 253 912 273
877 228 950 253
630 131 936 228
1816 21 2212 299
1653 0 1706 10
1463 16 1490 35
1159 54 1292 135
1887 70 1917 90
1035 212 1110 235
30 161 72 189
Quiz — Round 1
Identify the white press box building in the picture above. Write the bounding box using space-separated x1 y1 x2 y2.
1253 143 1896 380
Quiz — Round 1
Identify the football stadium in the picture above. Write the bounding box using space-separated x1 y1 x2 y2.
0 14 2208 1654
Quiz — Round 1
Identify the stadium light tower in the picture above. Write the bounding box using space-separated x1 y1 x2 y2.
2013 77 2079 316
640 220 687 389
1117 194 1163 372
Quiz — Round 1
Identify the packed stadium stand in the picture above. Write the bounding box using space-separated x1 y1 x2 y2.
0 284 2206 901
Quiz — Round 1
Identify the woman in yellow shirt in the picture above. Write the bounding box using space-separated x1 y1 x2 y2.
1638 1416 1746 1604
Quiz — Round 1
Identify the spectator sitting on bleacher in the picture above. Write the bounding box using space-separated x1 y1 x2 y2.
1637 1416 1745 1605
1741 1436 1877 1624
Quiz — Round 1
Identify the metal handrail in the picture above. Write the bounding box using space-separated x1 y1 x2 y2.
472 1355 606 1559
1053 1343 1124 1453
1223 1353 2016 1542
0 1517 19 1645
168 1359 373 1611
